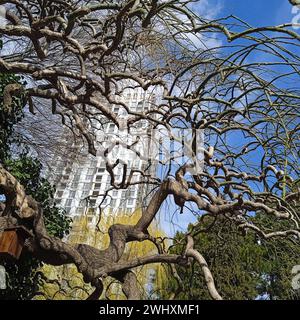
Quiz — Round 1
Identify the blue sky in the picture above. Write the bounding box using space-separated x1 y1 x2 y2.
191 0 297 28
217 0 293 26
159 0 300 237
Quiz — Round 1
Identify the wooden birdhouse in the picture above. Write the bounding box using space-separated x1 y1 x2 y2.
0 227 31 262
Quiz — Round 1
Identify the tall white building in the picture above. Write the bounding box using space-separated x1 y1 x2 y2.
43 88 166 300
49 88 159 226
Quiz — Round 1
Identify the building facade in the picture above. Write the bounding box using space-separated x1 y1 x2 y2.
42 88 167 300
49 88 159 226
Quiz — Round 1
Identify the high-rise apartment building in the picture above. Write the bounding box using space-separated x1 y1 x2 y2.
42 88 165 300
49 88 158 226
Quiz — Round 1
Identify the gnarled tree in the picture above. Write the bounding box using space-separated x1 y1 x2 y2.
0 0 299 300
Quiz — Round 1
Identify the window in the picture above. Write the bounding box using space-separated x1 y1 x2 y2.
129 186 136 192
113 190 119 197
101 199 108 206
81 190 89 198
114 107 120 114
69 191 76 198
99 161 105 168
95 175 102 182
108 124 115 133
127 199 134 206
136 106 143 113
55 199 62 205
83 183 90 191
89 199 96 207
119 201 126 209
71 182 78 188
72 215 81 223
128 190 135 198
89 159 97 167
94 183 101 189
65 207 71 214
136 102 143 113
77 201 84 208
97 168 105 173
92 191 99 197
73 174 81 182
87 208 95 215
86 175 93 181
76 208 84 215
62 175 70 180
110 199 117 207
87 168 95 175
65 198 73 206
133 160 140 169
